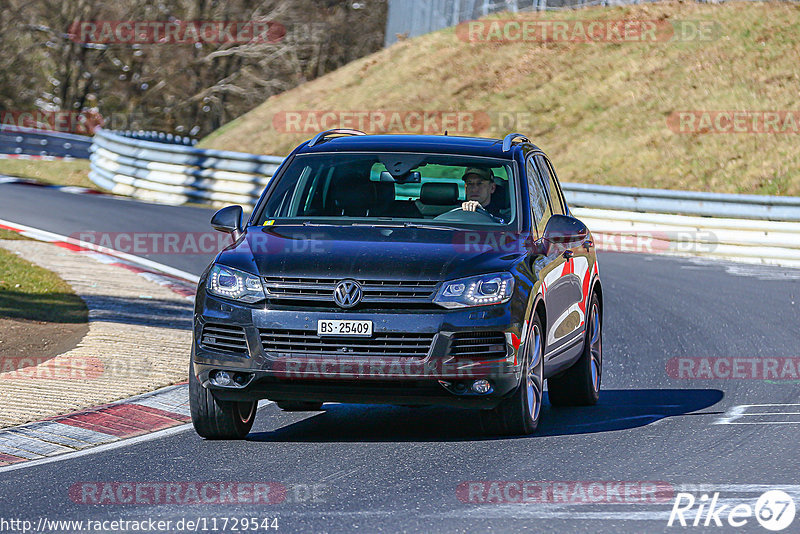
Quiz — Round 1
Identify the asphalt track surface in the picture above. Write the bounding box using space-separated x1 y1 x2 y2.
1 182 799 533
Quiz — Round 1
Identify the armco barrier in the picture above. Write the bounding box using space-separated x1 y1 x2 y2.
0 125 92 159
89 129 283 206
572 208 800 268
562 182 800 222
88 129 800 267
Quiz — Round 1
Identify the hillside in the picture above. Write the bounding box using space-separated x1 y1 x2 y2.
201 1 800 196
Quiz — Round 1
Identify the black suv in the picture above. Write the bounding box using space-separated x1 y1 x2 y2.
190 130 603 438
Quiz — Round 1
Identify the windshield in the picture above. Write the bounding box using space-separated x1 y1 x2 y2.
255 152 517 227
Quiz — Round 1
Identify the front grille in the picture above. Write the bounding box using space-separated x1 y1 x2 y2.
200 323 248 354
259 329 435 358
262 277 438 306
450 332 507 359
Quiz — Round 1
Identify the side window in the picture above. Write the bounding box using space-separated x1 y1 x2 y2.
535 155 565 216
545 157 568 215
525 157 551 238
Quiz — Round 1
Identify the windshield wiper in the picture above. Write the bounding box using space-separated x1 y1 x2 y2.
351 222 404 228
401 222 462 231
349 221 461 230
301 221 339 227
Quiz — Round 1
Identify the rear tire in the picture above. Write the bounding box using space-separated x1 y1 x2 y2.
276 401 323 411
480 314 544 436
189 361 257 439
548 293 602 406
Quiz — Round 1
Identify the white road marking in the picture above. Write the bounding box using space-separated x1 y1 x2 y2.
0 218 199 283
433 484 800 521
714 404 800 425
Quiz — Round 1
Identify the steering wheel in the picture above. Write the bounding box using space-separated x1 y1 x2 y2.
433 206 504 223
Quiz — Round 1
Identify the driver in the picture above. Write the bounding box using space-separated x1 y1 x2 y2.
461 167 504 218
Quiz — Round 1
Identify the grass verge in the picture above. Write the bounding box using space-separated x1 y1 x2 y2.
0 247 88 323
0 228 31 241
0 159 94 189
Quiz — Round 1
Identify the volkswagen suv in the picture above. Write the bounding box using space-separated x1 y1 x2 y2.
190 130 603 438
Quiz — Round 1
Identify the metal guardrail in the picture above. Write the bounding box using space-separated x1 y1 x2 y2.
89 129 283 206
0 125 92 159
562 182 800 222
573 208 800 268
116 130 197 146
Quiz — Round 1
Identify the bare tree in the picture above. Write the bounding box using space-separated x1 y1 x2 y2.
0 0 387 136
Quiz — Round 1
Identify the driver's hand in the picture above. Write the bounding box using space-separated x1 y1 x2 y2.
462 200 482 212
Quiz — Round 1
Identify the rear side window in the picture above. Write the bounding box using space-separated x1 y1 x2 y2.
535 155 565 216
526 157 550 238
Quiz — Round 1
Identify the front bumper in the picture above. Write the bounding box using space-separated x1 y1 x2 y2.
193 293 526 408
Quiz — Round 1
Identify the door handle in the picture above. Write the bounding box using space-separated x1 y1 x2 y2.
562 249 574 260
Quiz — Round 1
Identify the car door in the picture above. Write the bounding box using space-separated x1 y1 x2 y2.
534 154 585 356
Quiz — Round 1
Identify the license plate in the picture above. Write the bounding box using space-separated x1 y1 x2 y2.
317 319 373 337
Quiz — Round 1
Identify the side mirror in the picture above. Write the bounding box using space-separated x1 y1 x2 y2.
541 214 589 250
211 205 243 240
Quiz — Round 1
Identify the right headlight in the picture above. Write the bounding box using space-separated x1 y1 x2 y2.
433 272 515 309
206 264 265 303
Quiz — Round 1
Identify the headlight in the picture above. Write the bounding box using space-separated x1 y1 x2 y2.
433 272 515 309
207 264 265 303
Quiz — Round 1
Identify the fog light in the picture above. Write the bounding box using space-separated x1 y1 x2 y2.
471 379 493 394
233 372 251 386
211 370 232 387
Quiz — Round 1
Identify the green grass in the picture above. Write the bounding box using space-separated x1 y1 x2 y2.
200 1 800 196
0 248 88 323
0 228 31 241
0 159 94 189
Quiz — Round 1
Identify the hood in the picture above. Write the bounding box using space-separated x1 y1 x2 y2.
216 224 530 281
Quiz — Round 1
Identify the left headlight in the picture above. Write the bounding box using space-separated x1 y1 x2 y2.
433 272 515 309
207 264 265 303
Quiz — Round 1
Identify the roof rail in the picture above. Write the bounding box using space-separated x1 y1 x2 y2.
502 133 529 152
308 129 366 147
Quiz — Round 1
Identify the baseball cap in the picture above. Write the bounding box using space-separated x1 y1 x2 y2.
462 167 494 182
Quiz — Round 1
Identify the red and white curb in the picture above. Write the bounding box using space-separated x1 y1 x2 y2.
0 218 198 298
0 218 208 470
0 384 191 470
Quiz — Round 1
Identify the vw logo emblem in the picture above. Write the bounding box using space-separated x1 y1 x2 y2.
333 279 363 309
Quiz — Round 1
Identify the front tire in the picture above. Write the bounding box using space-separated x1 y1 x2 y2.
189 361 257 439
548 293 602 406
480 315 544 436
